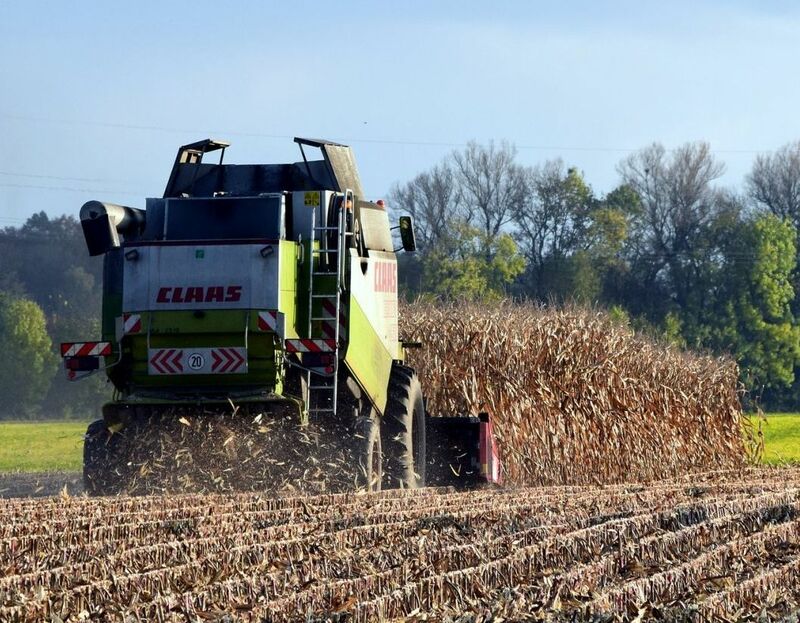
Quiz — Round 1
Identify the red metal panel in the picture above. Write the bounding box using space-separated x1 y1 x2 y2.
479 416 503 485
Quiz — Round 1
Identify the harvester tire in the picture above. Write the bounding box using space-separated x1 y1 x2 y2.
83 420 122 496
355 410 382 492
383 364 426 489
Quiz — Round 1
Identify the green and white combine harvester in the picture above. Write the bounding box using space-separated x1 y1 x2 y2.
62 138 501 495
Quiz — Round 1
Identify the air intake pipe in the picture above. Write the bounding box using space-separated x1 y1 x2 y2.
79 201 145 256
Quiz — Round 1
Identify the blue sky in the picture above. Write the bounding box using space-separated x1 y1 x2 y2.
1 1 799 225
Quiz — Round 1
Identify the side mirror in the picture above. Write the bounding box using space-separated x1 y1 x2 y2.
399 216 416 253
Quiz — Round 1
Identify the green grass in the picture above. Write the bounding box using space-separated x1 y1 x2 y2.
0 414 797 473
0 421 87 472
752 413 800 465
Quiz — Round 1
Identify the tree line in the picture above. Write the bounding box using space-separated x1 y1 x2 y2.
390 140 800 408
1 140 799 416
0 214 106 418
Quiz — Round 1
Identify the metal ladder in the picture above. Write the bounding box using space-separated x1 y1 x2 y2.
305 189 352 418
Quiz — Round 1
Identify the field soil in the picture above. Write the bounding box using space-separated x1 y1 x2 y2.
0 471 82 498
1 468 798 621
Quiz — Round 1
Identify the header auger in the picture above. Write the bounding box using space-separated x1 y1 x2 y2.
64 138 501 495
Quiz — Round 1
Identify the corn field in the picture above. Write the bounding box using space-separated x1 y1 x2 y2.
401 300 750 485
0 300 775 620
0 468 798 621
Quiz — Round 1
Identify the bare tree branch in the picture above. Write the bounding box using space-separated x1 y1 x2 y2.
617 141 725 306
452 141 527 243
747 141 800 225
389 163 459 251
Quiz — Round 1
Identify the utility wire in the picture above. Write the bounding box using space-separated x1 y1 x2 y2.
0 112 781 196
0 169 143 186
0 112 778 155
0 182 142 196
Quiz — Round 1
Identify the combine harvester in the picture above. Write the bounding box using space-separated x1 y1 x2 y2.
62 138 501 495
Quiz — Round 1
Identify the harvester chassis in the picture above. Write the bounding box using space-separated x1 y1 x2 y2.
65 137 501 495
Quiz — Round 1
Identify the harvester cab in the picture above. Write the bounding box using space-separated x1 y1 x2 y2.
65 138 501 495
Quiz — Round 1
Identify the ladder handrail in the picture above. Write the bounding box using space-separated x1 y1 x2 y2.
302 189 352 419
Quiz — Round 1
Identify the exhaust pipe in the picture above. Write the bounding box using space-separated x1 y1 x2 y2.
79 201 145 256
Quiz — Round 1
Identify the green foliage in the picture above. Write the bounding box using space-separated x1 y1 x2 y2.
709 215 800 389
0 213 108 417
0 294 59 417
584 207 628 261
0 213 102 319
567 251 602 303
662 312 687 348
607 305 631 327
421 222 525 300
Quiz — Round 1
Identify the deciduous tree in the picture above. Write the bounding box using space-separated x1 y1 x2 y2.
421 222 524 300
0 294 58 417
452 141 527 250
389 163 459 251
748 141 800 227
707 215 800 391
617 142 726 314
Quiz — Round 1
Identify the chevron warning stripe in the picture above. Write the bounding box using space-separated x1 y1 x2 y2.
211 347 246 373
284 339 337 353
60 342 112 357
149 349 184 374
147 347 248 375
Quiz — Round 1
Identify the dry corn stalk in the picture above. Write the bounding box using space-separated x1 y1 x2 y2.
400 299 748 485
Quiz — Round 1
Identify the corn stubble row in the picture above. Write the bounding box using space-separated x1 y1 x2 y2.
401 300 749 485
1 469 799 621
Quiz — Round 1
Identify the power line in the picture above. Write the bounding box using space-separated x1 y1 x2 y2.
0 182 142 196
0 234 79 243
0 169 143 186
0 112 290 141
0 113 779 155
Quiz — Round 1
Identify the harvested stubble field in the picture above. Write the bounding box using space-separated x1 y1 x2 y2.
0 468 799 622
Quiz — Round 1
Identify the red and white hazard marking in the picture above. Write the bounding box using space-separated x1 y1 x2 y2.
148 347 247 375
122 313 142 334
60 342 112 357
149 349 184 374
211 348 246 373
284 339 336 353
318 299 347 341
257 310 279 332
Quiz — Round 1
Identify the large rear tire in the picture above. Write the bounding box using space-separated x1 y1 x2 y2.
355 409 382 492
383 364 426 489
